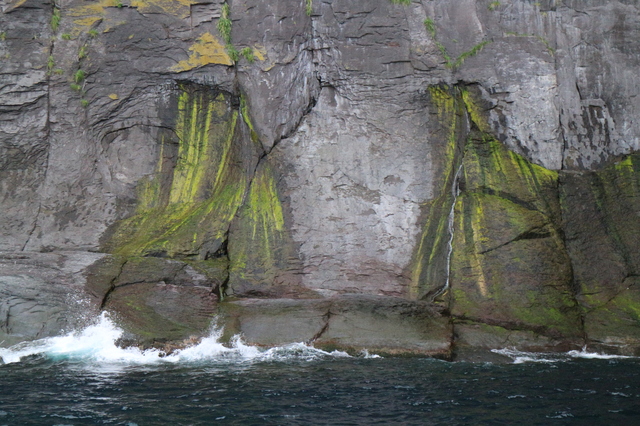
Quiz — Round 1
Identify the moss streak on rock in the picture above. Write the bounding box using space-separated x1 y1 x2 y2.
67 0 196 36
413 85 581 339
104 87 246 259
130 0 195 18
228 163 288 292
561 153 640 352
410 85 464 300
451 132 578 337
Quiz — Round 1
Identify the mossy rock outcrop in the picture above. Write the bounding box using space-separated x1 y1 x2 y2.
560 154 640 355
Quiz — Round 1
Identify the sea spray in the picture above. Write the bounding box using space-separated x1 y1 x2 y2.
0 312 355 366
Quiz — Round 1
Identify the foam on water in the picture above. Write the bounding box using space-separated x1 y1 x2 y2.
492 347 635 364
492 348 562 364
567 347 633 360
0 312 353 366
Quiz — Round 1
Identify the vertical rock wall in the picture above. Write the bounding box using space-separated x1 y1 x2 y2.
1 0 640 354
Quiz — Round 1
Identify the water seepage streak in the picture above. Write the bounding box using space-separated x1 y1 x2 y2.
431 163 463 301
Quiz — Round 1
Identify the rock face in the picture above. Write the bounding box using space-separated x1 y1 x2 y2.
1 0 640 357
218 295 452 357
0 252 104 346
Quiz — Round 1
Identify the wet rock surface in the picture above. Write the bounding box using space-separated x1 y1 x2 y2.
0 252 104 346
218 295 453 358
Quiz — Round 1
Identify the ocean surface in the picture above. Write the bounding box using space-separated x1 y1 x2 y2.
1 314 639 425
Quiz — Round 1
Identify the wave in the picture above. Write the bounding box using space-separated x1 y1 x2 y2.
0 312 355 367
492 347 634 364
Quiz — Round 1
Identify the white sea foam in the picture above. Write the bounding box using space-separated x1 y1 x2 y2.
0 312 355 366
492 347 635 364
567 347 633 360
492 348 561 364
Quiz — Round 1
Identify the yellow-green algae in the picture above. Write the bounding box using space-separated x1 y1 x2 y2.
590 154 640 269
452 133 578 336
559 153 640 348
410 85 465 300
104 86 246 259
228 162 291 293
104 85 294 296
170 32 232 71
412 84 581 338
65 0 196 37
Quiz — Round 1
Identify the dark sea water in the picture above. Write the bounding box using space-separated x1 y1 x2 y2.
1 314 639 425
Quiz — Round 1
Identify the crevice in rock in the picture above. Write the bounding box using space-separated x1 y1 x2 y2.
452 315 566 339
99 258 128 310
583 278 638 315
307 308 332 344
264 76 320 156
208 232 230 300
555 171 588 343
21 203 41 252
22 4 57 252
478 224 552 255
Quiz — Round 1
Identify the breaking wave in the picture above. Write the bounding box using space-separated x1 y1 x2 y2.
0 312 354 366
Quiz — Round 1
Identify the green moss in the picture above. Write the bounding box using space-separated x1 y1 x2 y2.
451 41 490 69
451 133 577 335
225 44 239 63
217 3 232 44
74 69 86 83
586 153 640 269
422 16 490 70
240 46 255 63
47 55 55 73
424 18 436 39
51 7 61 32
240 95 260 144
536 35 555 55
460 88 491 133
78 45 88 60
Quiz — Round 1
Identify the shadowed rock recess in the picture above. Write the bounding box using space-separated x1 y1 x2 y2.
1 0 639 359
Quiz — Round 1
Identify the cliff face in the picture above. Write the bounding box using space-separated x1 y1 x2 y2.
1 0 639 358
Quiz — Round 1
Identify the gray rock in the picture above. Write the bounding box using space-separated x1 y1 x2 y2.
218 295 452 357
0 251 104 347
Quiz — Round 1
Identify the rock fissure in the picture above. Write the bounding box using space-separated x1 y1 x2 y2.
477 224 553 255
265 80 319 154
308 308 332 344
21 203 41 252
453 315 566 339
99 258 128 310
